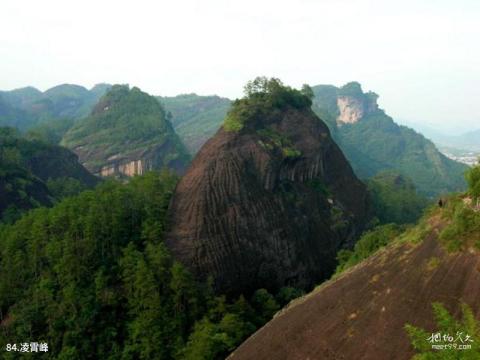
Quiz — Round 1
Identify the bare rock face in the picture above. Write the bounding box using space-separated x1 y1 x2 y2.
166 104 370 296
337 96 366 124
94 141 188 177
228 216 480 360
335 82 379 125
336 93 379 125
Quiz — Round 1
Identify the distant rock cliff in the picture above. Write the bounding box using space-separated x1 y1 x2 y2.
62 85 190 178
312 82 467 197
336 82 379 125
97 144 186 177
166 78 370 296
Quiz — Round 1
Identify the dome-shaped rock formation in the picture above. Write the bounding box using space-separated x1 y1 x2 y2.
166 78 370 296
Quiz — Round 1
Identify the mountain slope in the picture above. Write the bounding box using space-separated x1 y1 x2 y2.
229 200 480 359
166 78 370 296
0 84 110 130
311 82 468 197
0 127 99 222
0 95 35 130
367 171 430 224
62 85 190 177
158 93 231 154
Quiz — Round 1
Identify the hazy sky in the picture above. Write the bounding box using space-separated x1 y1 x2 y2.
1 0 479 133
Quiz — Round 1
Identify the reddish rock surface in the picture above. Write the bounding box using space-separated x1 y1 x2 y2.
166 106 370 295
229 220 480 359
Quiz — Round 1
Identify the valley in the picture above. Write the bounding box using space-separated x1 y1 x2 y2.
438 146 479 167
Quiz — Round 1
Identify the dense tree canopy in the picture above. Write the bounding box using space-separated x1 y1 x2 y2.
0 127 97 223
224 77 313 132
0 171 300 359
367 171 430 225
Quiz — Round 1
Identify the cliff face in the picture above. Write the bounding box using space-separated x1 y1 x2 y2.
166 92 370 295
336 94 378 124
96 141 187 177
335 82 379 125
312 82 467 197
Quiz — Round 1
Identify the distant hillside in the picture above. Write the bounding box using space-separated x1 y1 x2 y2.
0 83 110 130
62 85 190 177
434 129 480 152
311 82 468 197
367 171 430 224
0 95 34 130
158 94 231 154
0 127 99 223
457 129 480 149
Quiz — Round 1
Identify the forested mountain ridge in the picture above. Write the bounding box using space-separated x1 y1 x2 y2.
158 93 231 154
62 85 190 178
152 82 468 198
366 171 430 225
0 127 99 223
311 82 468 197
0 83 111 130
166 78 371 296
0 95 35 130
0 171 304 359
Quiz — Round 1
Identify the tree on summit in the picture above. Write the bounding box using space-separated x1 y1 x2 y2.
224 77 313 132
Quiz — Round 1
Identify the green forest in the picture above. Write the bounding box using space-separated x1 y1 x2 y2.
61 85 190 174
0 127 98 223
223 77 313 132
1 78 479 359
0 171 302 359
311 83 468 197
2 0 480 356
158 94 231 154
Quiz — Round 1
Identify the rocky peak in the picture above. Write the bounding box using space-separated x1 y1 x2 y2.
62 85 190 178
166 78 370 296
336 82 379 125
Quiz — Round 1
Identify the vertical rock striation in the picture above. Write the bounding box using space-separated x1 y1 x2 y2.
166 93 370 295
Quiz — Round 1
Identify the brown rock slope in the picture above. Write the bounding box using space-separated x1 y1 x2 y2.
166 80 370 296
229 213 480 360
